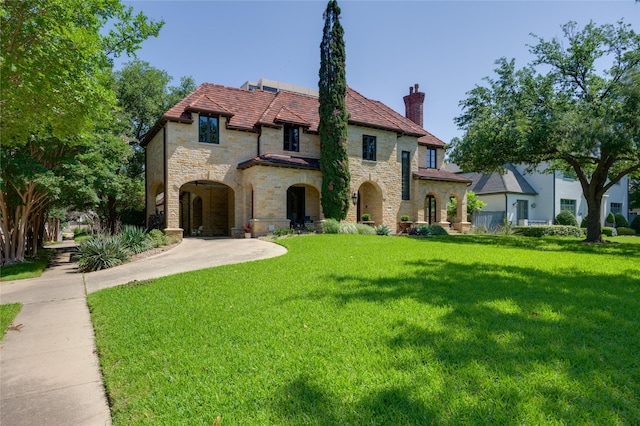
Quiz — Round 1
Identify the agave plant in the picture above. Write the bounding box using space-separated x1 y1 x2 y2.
77 234 131 272
375 225 391 236
120 225 151 254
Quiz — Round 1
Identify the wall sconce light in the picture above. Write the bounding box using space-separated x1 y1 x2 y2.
531 203 536 208
351 192 358 206
512 201 518 207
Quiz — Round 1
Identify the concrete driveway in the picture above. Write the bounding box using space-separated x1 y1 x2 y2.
84 237 288 293
0 237 287 426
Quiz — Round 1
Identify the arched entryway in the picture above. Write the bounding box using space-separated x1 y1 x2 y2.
425 194 437 224
447 193 464 228
180 180 235 236
287 184 321 227
356 181 383 225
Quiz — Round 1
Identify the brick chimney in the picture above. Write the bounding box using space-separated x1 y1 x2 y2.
403 83 425 127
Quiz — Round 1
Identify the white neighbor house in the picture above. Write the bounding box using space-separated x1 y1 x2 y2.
453 163 630 229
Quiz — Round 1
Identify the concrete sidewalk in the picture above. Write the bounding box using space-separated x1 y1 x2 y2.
0 238 287 425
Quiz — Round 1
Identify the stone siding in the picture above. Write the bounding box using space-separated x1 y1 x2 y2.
147 112 468 237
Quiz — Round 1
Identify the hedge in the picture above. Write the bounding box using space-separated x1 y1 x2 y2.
513 225 583 238
616 227 636 236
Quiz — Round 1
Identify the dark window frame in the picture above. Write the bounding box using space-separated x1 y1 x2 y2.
426 148 437 169
283 124 300 152
362 135 376 161
610 202 622 215
560 198 577 216
402 151 410 200
198 114 219 144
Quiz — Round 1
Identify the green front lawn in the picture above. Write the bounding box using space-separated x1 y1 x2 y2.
0 248 54 281
1 303 22 339
89 234 640 425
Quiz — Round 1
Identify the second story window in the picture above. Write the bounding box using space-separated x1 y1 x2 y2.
427 148 436 168
362 135 376 161
284 124 299 152
199 115 219 144
402 151 410 200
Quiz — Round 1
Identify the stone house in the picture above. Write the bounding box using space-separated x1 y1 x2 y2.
142 81 471 239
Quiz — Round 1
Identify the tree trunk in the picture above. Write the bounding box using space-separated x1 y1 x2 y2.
584 189 604 243
107 195 118 235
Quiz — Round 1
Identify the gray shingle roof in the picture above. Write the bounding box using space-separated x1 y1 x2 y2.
463 164 537 195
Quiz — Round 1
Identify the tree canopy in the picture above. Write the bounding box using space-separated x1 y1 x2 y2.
0 0 163 265
0 0 163 146
318 0 350 221
451 21 640 242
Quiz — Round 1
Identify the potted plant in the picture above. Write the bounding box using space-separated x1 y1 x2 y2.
360 213 374 226
243 222 252 238
398 215 412 234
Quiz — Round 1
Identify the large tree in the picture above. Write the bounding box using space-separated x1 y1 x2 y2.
99 60 196 233
318 0 350 221
451 21 640 242
630 176 640 210
0 0 163 265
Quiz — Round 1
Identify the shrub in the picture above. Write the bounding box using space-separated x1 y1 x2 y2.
338 223 358 234
616 227 636 236
614 213 629 228
120 225 151 254
272 228 292 237
78 235 131 272
428 224 449 236
413 225 448 236
417 225 430 236
602 226 613 237
354 223 376 235
555 210 578 227
605 212 615 224
513 225 583 238
631 216 640 234
400 215 410 222
147 229 168 248
580 215 588 228
471 226 489 235
361 213 371 221
496 217 514 235
322 219 341 234
375 225 391 236
406 227 419 236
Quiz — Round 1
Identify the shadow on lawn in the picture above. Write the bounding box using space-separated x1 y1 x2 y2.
277 257 639 424
274 375 436 425
421 234 640 257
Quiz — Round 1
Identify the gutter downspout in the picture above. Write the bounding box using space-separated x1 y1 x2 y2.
505 193 508 224
257 126 262 157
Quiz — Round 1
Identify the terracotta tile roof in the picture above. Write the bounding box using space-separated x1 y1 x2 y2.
143 82 441 145
237 154 320 171
418 132 446 147
413 167 473 184
258 91 317 128
185 94 233 117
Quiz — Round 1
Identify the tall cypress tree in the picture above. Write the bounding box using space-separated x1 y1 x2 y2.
319 0 350 221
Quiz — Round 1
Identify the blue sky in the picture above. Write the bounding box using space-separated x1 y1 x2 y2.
119 0 639 145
